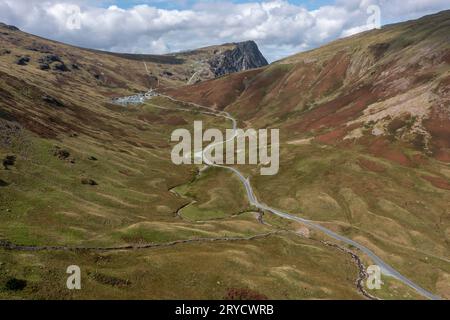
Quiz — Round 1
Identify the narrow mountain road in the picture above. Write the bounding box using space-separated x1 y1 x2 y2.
159 94 442 300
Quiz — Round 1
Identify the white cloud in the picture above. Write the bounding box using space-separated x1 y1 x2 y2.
0 0 448 61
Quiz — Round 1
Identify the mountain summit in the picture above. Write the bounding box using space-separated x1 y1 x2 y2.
175 40 268 84
208 41 269 77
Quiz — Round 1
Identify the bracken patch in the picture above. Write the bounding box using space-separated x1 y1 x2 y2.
357 158 386 173
421 175 450 190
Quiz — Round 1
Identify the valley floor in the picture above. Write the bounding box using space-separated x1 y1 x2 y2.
1 96 447 300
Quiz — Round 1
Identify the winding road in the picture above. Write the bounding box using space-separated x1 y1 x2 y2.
159 94 442 300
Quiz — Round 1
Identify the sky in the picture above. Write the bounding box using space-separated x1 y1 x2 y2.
0 0 449 61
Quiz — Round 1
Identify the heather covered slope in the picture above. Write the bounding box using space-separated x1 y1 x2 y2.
168 10 450 162
166 10 450 298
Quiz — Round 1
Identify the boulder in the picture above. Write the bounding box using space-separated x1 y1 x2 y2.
39 63 50 70
38 54 62 64
2 155 16 169
38 54 70 72
4 278 27 291
42 95 64 107
15 56 30 66
81 178 98 186
52 62 70 72
53 147 70 159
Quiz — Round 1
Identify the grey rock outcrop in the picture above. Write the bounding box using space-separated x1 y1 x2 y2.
208 41 268 77
16 56 30 66
0 23 19 31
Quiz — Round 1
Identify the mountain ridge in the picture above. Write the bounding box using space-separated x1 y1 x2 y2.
0 22 268 84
